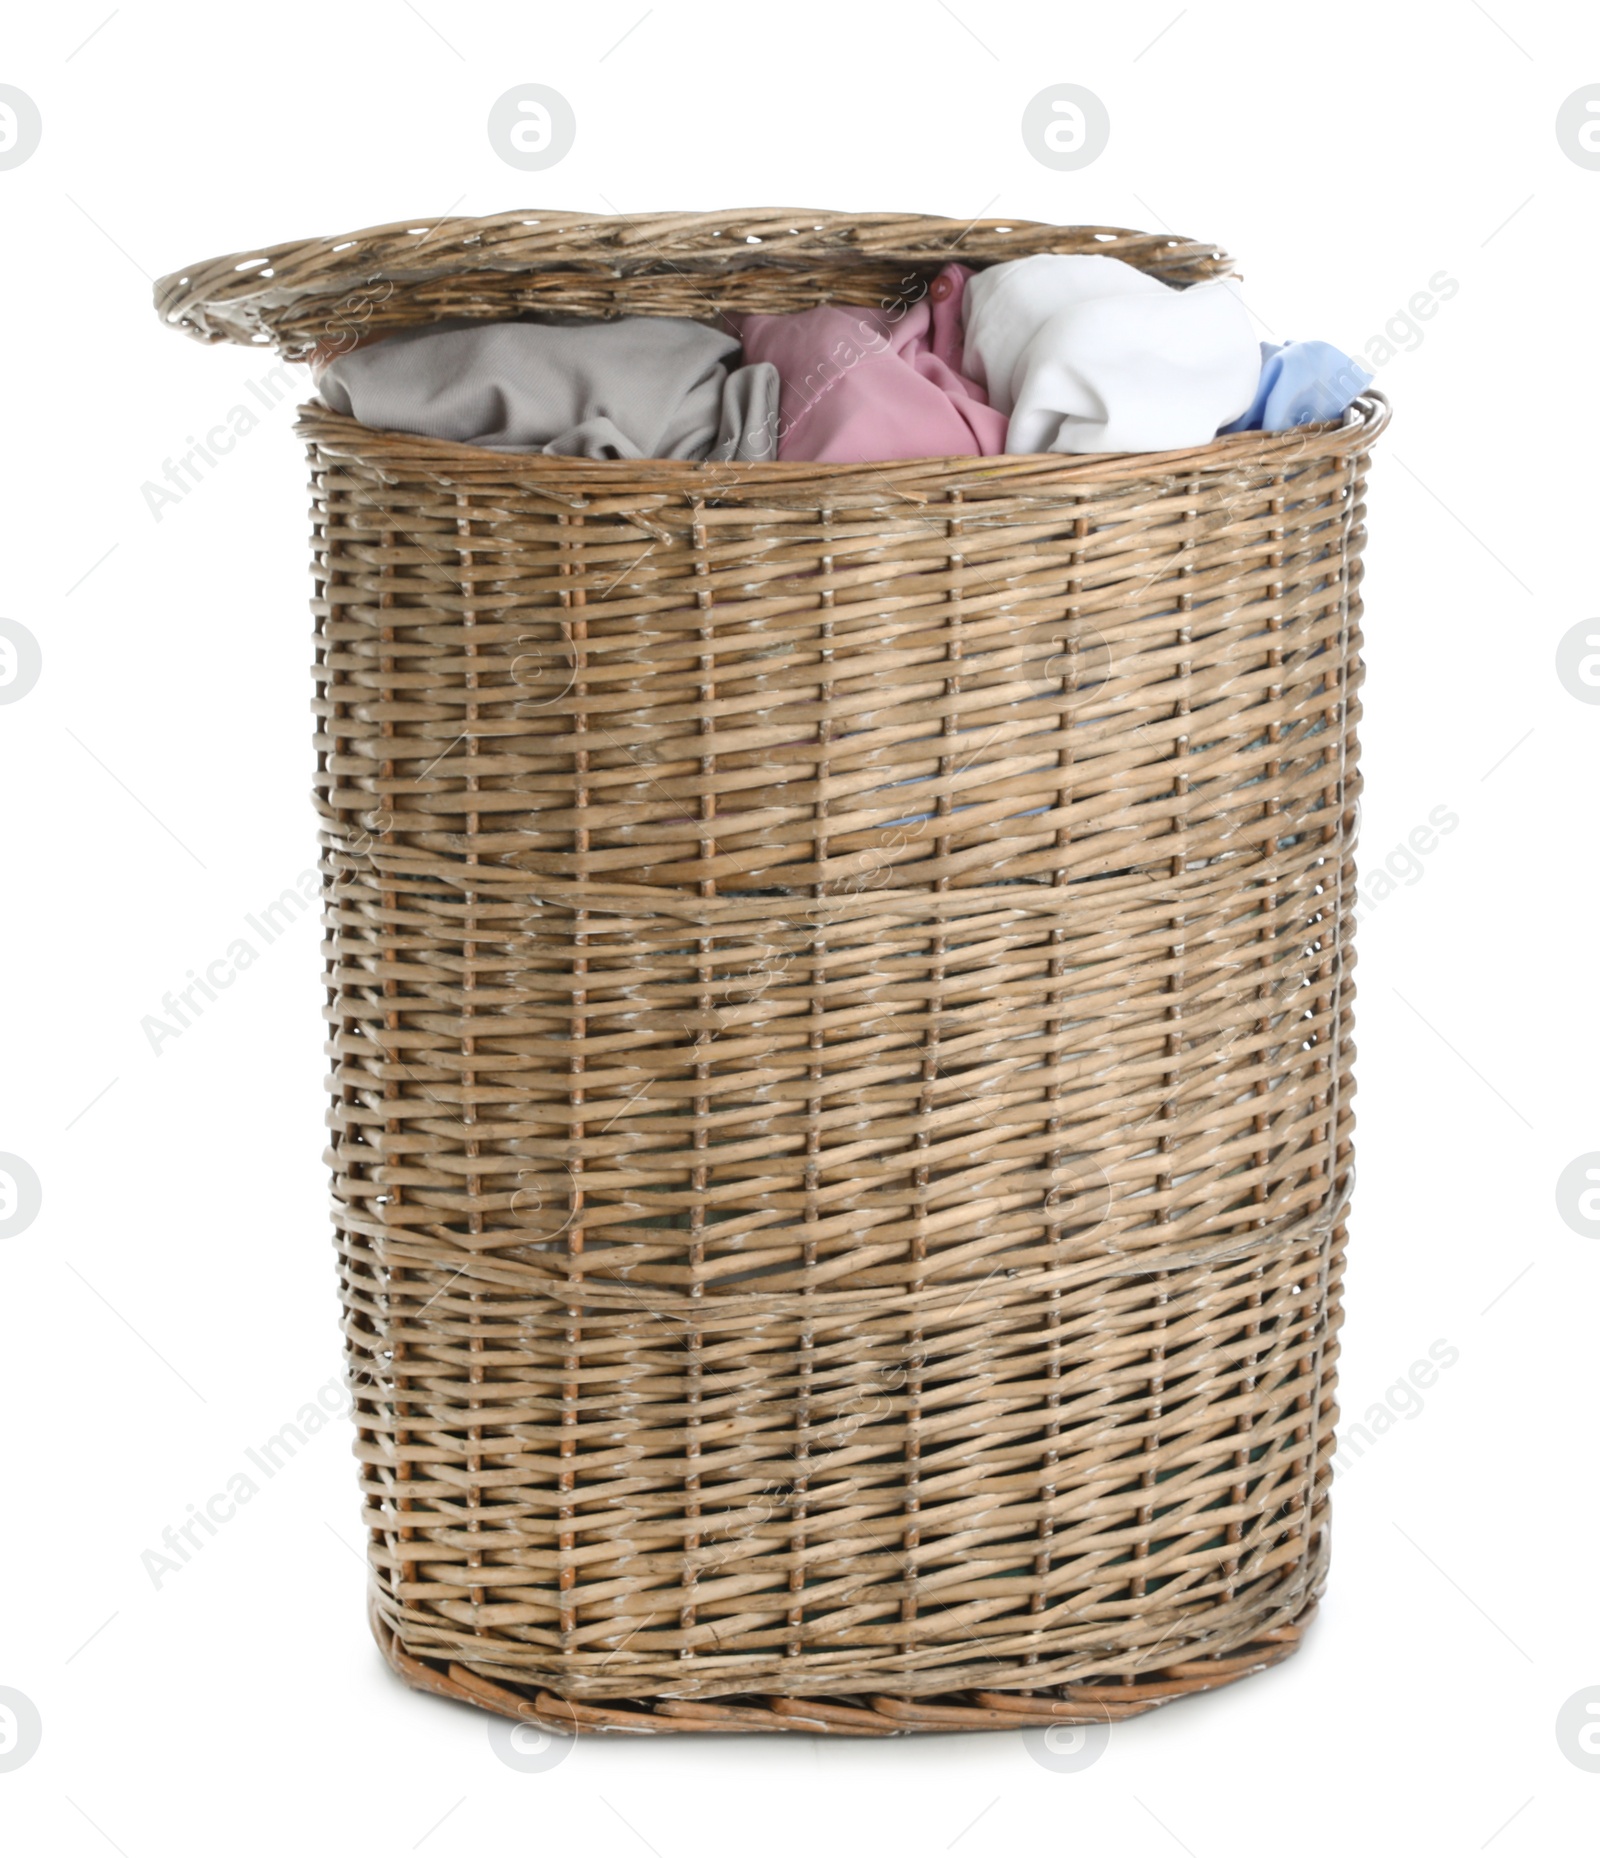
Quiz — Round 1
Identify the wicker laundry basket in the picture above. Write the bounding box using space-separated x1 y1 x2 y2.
155 208 1385 1736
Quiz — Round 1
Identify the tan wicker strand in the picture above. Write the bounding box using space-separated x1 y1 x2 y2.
157 209 1382 1731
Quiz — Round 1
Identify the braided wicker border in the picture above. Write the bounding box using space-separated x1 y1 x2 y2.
372 1589 1321 1735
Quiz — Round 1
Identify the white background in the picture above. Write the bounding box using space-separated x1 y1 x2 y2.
2 2 1597 1851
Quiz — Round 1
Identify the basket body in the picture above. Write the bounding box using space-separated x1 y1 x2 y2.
163 210 1381 1733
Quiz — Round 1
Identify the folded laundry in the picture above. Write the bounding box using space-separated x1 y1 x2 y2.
312 264 1368 466
960 253 1261 454
729 263 1007 463
1220 340 1374 433
314 316 780 461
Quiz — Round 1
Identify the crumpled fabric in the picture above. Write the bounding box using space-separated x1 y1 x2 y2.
314 316 781 462
960 253 1261 454
729 263 1007 462
1220 340 1373 432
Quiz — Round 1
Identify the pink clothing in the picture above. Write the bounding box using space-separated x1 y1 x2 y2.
730 264 1006 463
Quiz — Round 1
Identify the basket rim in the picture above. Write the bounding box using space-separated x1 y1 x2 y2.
293 389 1389 492
152 206 1235 352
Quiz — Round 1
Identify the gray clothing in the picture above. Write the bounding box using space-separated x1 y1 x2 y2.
316 316 779 462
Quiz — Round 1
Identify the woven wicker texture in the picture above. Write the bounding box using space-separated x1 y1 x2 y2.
153 206 1233 357
157 209 1383 1733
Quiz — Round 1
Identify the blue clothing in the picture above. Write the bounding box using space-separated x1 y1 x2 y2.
1221 340 1372 433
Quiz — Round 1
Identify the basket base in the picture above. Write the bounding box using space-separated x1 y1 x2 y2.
368 1592 1316 1736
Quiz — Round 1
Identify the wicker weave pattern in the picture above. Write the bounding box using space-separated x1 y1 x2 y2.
155 208 1382 1730
155 207 1233 357
305 422 1377 1723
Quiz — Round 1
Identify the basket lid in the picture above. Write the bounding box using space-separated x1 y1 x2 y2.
151 206 1234 360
